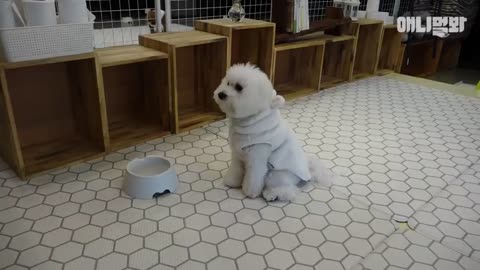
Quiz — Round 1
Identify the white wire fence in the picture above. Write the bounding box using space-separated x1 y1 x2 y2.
87 0 402 48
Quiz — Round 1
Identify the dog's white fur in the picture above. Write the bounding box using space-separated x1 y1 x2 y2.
214 63 334 201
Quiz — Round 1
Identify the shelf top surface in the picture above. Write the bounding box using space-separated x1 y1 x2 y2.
384 24 398 29
354 19 384 26
1 52 95 69
305 33 355 43
96 45 168 67
196 18 275 29
141 31 227 47
276 38 326 50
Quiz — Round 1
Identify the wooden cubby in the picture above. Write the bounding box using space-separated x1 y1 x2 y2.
273 39 325 100
96 46 170 150
351 19 383 79
395 44 406 73
140 31 228 133
320 35 356 89
377 25 402 75
0 54 107 178
438 38 462 71
401 38 444 77
195 19 275 78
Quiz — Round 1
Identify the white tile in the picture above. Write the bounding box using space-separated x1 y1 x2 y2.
129 249 159 270
52 242 83 262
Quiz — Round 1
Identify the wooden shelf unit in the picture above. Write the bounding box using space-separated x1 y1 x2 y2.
273 39 325 100
438 38 462 71
96 46 171 150
195 19 275 78
401 38 444 77
377 25 402 75
0 53 107 178
351 19 383 79
319 35 356 89
140 31 227 133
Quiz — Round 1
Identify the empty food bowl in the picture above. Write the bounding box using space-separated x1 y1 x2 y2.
123 156 177 199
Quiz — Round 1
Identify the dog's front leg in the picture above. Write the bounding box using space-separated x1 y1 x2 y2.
242 144 272 198
223 152 244 188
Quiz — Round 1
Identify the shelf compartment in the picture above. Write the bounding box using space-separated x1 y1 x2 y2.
273 40 325 100
3 57 106 176
140 31 228 133
401 38 444 77
97 45 170 149
351 20 383 79
320 36 355 89
377 25 402 75
195 19 275 78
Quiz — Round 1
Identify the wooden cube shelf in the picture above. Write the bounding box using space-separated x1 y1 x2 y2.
319 35 356 89
377 25 402 75
96 45 170 150
0 54 107 178
396 44 406 73
438 38 462 71
140 31 228 133
273 39 325 100
401 38 444 77
195 19 275 78
351 19 383 79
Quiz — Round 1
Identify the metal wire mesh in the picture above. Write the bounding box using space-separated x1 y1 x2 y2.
168 0 272 30
379 0 396 16
87 0 156 48
308 0 369 22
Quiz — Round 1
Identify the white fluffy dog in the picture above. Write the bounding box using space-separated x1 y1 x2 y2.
213 63 333 201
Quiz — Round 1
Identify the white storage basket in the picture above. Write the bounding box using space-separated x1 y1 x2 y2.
0 22 94 62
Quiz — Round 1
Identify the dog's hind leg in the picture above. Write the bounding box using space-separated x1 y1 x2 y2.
263 170 301 202
223 153 244 188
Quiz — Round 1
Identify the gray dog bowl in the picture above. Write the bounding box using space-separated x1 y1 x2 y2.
123 157 177 199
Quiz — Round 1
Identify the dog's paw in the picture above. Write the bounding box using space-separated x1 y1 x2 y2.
263 186 297 202
223 174 242 188
242 183 262 199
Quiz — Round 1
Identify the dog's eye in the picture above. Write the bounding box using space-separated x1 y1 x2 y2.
234 83 243 92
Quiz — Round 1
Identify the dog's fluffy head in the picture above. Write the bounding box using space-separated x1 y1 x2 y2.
214 63 278 119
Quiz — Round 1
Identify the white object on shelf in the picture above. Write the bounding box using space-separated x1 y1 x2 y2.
123 157 178 200
121 17 134 27
357 10 367 19
22 0 57 26
58 0 88 24
344 0 360 20
333 0 345 9
386 16 394 24
0 22 94 62
11 0 26 26
294 0 309 33
367 11 389 23
366 0 380 13
0 0 17 28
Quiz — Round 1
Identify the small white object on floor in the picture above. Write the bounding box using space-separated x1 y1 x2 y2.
123 156 178 199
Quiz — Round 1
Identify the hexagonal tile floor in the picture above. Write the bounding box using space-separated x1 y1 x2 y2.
283 78 480 221
0 153 397 270
1 77 480 269
352 228 480 270
408 161 480 261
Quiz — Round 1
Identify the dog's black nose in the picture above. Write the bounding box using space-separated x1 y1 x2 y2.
218 92 227 100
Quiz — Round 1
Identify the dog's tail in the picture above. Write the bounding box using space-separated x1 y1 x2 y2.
308 157 335 188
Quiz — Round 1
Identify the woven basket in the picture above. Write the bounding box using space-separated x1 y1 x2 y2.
0 22 94 63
